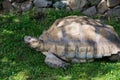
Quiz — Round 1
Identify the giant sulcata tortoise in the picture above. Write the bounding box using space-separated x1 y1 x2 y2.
24 16 120 68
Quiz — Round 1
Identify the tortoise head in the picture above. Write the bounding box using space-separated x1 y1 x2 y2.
24 36 44 51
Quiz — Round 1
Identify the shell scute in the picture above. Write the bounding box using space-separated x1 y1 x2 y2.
40 16 120 59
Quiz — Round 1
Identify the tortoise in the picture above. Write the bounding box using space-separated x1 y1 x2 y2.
24 16 120 68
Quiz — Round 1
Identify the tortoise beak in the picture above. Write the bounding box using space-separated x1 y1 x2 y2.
24 36 31 44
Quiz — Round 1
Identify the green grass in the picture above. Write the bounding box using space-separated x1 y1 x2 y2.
0 9 120 80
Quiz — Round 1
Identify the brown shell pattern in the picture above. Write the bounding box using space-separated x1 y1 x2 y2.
40 16 120 59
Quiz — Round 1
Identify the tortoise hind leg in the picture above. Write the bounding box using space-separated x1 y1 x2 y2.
45 52 69 69
108 53 120 61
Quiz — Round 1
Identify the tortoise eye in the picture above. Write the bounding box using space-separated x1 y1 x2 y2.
27 37 31 40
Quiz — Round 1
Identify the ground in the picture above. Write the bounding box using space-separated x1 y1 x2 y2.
0 9 120 80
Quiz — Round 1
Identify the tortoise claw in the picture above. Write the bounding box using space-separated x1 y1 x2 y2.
60 63 72 70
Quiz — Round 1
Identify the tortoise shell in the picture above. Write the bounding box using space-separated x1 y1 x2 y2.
39 16 120 60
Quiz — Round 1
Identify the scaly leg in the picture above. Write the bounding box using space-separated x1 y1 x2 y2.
45 52 69 69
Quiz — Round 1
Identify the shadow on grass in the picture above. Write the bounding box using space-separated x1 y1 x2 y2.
1 51 120 80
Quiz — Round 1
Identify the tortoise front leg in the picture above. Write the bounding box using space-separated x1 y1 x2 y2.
44 52 69 69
